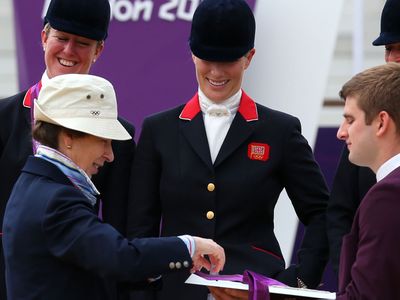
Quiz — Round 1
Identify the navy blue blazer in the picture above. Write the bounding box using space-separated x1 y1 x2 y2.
2 156 192 300
327 146 376 276
337 166 400 299
127 92 329 300
0 89 135 299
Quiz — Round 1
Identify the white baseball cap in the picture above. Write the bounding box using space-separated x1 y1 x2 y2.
34 74 131 141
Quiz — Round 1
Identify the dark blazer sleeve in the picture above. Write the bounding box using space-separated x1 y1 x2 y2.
43 187 191 282
327 146 375 275
92 117 136 235
336 181 400 299
274 115 330 288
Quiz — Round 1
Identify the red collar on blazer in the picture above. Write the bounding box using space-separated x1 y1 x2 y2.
179 90 258 122
23 81 42 108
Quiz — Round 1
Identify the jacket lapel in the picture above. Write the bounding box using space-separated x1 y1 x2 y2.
179 94 213 170
23 81 43 153
180 113 213 170
179 91 259 169
22 95 31 130
214 92 259 167
214 113 257 167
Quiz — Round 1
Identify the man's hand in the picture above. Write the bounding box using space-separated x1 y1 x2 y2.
208 287 248 300
191 237 225 273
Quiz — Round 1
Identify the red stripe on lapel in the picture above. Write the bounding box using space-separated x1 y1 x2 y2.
23 90 33 108
23 81 42 108
179 90 258 121
238 90 258 121
179 93 201 121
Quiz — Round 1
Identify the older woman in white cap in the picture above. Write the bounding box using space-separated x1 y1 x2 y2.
2 74 225 300
0 1 135 297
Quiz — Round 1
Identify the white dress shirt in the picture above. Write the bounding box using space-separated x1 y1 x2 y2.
199 88 241 163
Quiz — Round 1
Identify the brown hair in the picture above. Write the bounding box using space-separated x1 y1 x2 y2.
339 62 400 130
32 121 86 149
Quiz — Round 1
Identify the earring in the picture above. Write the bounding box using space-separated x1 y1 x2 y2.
66 145 72 149
43 46 46 51
92 58 96 63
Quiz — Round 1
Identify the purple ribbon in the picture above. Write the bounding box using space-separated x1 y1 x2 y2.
196 270 286 300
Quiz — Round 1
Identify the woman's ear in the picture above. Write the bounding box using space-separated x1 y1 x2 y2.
58 130 74 152
244 48 256 69
93 42 105 63
41 29 48 51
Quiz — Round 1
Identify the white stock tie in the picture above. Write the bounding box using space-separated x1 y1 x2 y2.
204 104 231 163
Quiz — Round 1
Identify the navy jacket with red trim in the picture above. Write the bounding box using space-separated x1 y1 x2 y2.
127 91 329 300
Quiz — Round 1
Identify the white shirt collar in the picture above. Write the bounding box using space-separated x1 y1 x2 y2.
376 153 400 181
198 88 241 116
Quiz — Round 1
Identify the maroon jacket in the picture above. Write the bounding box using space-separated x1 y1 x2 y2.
337 166 400 299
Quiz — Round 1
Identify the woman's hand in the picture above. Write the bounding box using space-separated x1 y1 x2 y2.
191 237 225 273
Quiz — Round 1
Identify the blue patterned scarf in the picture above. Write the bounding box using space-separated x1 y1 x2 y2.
35 145 100 206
